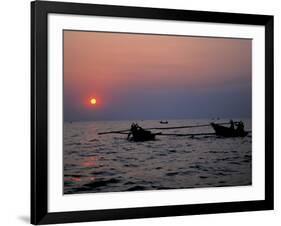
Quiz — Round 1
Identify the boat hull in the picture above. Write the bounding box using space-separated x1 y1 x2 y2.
129 133 156 142
211 123 248 137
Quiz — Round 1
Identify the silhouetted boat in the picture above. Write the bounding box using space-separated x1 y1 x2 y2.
211 123 248 137
127 123 157 142
159 120 168 124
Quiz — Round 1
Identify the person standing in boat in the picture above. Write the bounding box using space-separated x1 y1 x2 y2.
127 123 137 140
230 120 235 130
236 121 245 134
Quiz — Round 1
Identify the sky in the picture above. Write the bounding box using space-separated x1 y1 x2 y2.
63 30 252 121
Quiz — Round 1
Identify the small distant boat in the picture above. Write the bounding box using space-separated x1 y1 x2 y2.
159 120 168 124
127 123 157 142
211 122 248 137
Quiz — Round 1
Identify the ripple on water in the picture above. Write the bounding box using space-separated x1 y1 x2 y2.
166 172 179 176
127 185 146 191
155 166 162 170
67 142 82 146
82 178 120 189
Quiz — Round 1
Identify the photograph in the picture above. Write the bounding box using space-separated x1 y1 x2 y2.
30 1 274 224
63 30 252 194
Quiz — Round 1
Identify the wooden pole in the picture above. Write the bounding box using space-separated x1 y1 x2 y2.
143 122 234 130
98 129 130 135
97 130 251 137
98 121 237 135
157 132 216 136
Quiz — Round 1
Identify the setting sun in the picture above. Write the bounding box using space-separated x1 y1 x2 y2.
90 98 97 105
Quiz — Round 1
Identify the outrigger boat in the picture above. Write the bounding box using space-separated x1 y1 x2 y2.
210 122 248 137
98 120 250 142
127 123 157 142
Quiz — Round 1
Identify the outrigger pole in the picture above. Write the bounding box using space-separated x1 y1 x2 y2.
98 121 238 135
156 132 216 137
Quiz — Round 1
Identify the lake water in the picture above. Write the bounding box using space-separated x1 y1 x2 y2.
63 119 251 194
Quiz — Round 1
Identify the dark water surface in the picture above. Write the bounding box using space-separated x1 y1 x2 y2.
63 119 252 194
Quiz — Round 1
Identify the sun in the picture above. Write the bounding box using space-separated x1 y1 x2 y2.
90 98 97 105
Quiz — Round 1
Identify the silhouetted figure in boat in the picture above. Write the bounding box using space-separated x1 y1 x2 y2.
236 121 245 134
229 120 235 130
127 123 140 140
127 123 156 142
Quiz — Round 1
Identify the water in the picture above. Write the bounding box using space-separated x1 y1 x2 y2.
64 119 252 194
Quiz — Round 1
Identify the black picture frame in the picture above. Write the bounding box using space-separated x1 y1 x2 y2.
31 0 274 224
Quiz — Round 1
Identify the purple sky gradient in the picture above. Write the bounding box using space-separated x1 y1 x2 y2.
64 31 252 121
